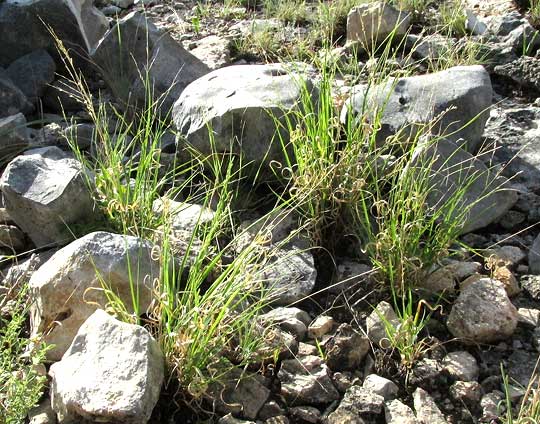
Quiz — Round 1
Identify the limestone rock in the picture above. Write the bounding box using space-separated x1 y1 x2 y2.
0 0 108 67
447 278 518 343
173 63 317 170
0 147 97 247
346 2 410 48
342 66 492 153
408 139 517 234
29 231 159 360
362 374 398 400
91 12 209 115
49 310 163 423
279 355 339 405
413 388 448 424
442 351 479 382
191 35 231 70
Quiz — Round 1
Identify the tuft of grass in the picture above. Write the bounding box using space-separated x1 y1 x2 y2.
389 0 433 23
263 0 309 25
531 0 540 28
501 361 540 424
438 0 467 37
0 284 49 424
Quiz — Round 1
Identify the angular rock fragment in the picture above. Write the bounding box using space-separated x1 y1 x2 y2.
6 50 56 101
0 147 97 247
50 310 163 424
29 231 159 360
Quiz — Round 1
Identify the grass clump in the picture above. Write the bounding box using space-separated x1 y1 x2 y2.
0 285 49 424
438 0 467 37
501 361 540 424
531 0 540 27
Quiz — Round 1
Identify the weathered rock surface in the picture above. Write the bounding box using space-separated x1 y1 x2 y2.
260 307 311 340
442 351 479 382
0 147 97 247
529 233 540 275
0 69 33 118
49 309 163 423
447 278 518 343
324 323 370 371
342 66 492 153
346 2 410 48
385 399 417 424
173 63 317 169
29 231 159 360
279 355 339 405
5 50 56 102
362 374 398 400
91 12 209 114
190 35 231 70
366 301 399 348
408 139 517 234
413 388 448 424
0 113 30 162
0 0 108 67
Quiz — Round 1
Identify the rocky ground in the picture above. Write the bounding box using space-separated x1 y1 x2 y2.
2 0 540 423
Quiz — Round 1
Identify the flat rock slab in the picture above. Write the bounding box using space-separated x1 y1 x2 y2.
50 309 163 424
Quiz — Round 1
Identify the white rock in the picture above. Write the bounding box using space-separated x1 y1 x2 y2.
363 374 398 400
517 307 540 327
191 35 231 70
29 231 159 360
442 351 479 382
308 315 334 339
49 310 163 423
347 1 410 48
447 278 518 343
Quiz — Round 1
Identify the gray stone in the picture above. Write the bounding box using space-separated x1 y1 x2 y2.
91 12 209 115
208 368 270 420
346 1 410 48
338 385 385 416
0 0 108 67
384 399 417 424
332 261 372 294
28 397 56 424
449 381 482 403
0 225 25 252
49 310 163 424
173 63 317 170
342 66 492 153
447 278 518 343
442 351 479 382
43 80 84 113
29 231 159 360
153 198 215 234
362 374 398 400
530 233 540 275
481 391 504 422
111 0 134 8
465 10 487 35
517 307 540 327
325 323 370 371
366 301 399 348
408 139 517 234
280 355 339 405
413 388 448 424
6 50 56 101
495 57 540 93
308 315 334 339
0 113 30 162
63 123 95 150
488 11 524 36
325 409 365 424
289 406 320 423
0 69 33 118
521 274 540 299
191 35 231 70
409 34 451 62
260 307 311 340
503 22 540 55
0 147 97 247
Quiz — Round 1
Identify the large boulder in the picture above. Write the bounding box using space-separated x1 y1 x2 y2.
5 50 56 102
408 139 517 234
0 146 97 247
341 65 492 153
347 1 410 49
447 278 518 343
0 0 108 67
173 63 318 169
91 12 209 115
0 69 33 118
29 231 159 360
49 309 163 423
